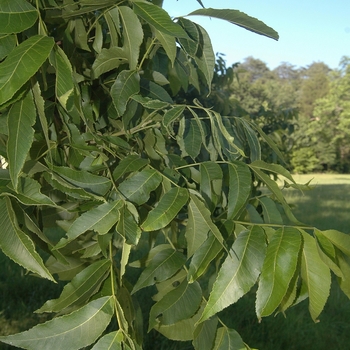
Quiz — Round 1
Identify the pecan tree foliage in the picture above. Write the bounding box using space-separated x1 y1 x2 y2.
0 1 350 349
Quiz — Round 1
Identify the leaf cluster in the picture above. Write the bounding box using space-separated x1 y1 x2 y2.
0 1 349 350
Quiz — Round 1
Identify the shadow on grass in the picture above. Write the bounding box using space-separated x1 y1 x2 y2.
283 184 350 233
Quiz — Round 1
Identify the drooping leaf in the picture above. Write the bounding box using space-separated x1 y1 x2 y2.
149 280 202 330
227 162 251 220
7 90 36 189
200 226 266 323
256 227 302 319
51 165 112 196
142 187 189 231
132 248 186 294
183 119 202 159
55 200 123 249
119 6 143 70
177 18 200 57
0 197 55 282
133 1 188 38
193 24 215 91
212 327 246 350
118 168 162 205
45 256 86 281
37 259 110 313
140 78 173 103
92 47 128 79
336 249 350 299
187 8 279 40
116 204 142 245
0 35 54 106
300 229 331 322
0 0 38 34
111 70 140 117
0 297 114 350
153 29 176 66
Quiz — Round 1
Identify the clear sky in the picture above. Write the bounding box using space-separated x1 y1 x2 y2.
163 0 350 70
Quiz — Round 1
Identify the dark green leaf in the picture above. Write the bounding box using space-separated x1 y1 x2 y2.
116 203 142 245
0 34 16 60
177 18 200 57
183 119 202 159
212 327 246 350
113 155 149 181
132 248 186 294
193 317 218 350
259 197 283 225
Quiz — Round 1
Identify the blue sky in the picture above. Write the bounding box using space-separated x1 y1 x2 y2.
163 0 350 70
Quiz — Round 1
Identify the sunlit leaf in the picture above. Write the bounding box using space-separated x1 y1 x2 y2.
133 1 188 38
0 35 54 106
0 0 38 34
200 226 266 322
320 229 350 256
142 187 189 231
149 280 202 330
91 331 122 350
132 248 186 294
0 197 55 282
7 90 36 189
0 297 114 350
256 227 302 319
187 8 279 40
37 259 110 312
300 229 331 322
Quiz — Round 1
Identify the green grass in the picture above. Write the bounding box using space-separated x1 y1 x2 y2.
1 174 350 349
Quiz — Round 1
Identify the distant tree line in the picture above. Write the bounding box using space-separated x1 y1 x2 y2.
213 55 350 173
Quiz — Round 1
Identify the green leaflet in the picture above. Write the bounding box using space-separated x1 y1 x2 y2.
132 248 186 294
133 1 188 38
7 90 36 189
149 280 202 330
0 35 54 106
0 296 114 350
116 203 141 245
259 197 283 225
177 18 200 57
187 8 279 40
119 6 143 70
200 227 266 323
212 327 246 350
193 317 218 350
113 155 149 181
111 70 140 117
36 259 110 313
336 250 350 299
320 229 350 256
51 165 112 196
92 47 128 79
142 187 189 231
193 24 215 91
0 197 55 282
55 200 123 249
256 227 302 319
183 119 202 159
163 106 185 133
0 34 16 60
118 168 162 205
91 331 122 350
154 28 176 66
0 0 38 34
227 162 251 220
300 229 331 322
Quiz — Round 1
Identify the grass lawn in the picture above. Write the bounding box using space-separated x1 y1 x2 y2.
1 174 350 350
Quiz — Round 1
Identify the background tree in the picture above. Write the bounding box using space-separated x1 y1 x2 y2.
0 1 350 350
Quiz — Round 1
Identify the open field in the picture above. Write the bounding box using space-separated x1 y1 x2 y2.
1 174 350 349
